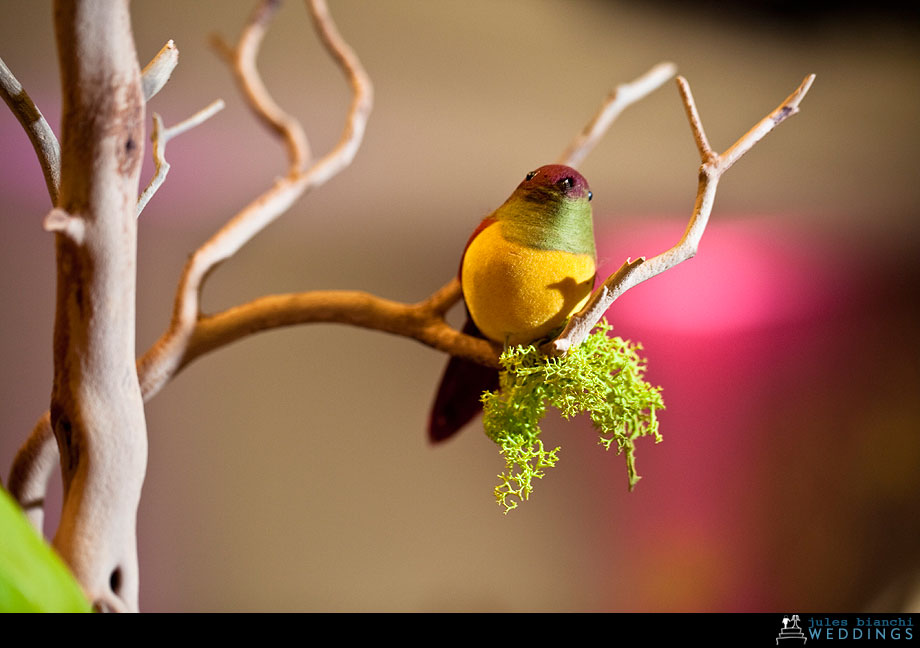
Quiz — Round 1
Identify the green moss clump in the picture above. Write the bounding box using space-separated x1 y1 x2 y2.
481 320 664 513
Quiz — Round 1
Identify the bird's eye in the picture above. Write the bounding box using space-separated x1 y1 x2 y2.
525 171 537 181
588 191 593 201
558 177 574 192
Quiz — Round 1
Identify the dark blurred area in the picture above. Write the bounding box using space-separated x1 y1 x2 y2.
635 0 920 28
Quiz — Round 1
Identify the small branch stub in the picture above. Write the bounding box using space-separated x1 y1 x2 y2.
42 208 85 243
141 40 178 101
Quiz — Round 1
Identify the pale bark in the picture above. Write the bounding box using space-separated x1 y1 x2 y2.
0 57 61 205
140 40 178 102
0 39 182 210
48 0 147 612
136 99 225 217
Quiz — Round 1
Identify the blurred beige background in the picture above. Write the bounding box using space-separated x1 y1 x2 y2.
1 1 918 611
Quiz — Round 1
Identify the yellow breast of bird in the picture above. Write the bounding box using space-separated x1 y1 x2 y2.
461 222 595 346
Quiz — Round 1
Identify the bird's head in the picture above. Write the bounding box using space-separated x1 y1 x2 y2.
514 164 593 205
497 164 595 256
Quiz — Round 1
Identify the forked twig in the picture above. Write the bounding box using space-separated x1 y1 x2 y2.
136 99 225 217
138 0 374 400
210 0 311 171
545 74 816 355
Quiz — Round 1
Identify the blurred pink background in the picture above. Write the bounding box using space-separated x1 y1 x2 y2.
1 1 918 611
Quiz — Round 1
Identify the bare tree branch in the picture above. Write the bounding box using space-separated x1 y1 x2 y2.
138 0 373 400
136 99 225 216
210 0 311 171
141 39 178 101
180 279 500 374
557 61 677 168
6 413 55 531
0 56 61 204
138 60 677 394
545 73 817 355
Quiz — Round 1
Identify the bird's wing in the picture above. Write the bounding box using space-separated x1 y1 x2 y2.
457 216 497 281
428 216 501 443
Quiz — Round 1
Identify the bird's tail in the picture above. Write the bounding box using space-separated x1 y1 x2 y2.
428 318 499 443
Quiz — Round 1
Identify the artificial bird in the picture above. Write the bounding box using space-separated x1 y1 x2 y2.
429 164 597 442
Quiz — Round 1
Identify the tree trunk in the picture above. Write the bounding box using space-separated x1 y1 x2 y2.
49 0 147 613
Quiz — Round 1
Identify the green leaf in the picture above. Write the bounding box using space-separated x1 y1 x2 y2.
0 486 92 612
482 320 665 513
